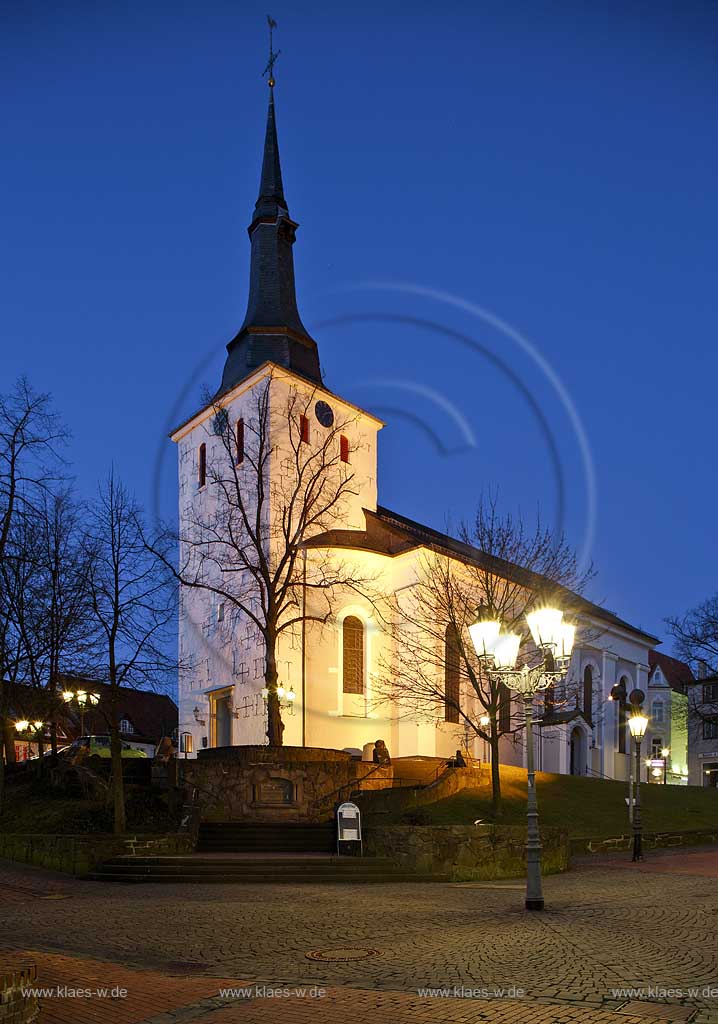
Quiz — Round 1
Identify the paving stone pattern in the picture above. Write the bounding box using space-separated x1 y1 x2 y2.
0 848 716 1024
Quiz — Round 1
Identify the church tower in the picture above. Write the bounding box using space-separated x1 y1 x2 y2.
171 74 382 755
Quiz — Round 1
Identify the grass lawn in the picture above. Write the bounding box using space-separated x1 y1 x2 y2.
407 765 718 837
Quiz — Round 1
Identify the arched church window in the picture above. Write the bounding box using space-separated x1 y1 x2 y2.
342 616 364 694
583 665 593 724
198 443 207 488
300 414 310 444
340 434 350 463
444 625 460 723
236 418 244 465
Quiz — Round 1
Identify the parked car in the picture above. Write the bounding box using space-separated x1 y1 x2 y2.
66 735 148 762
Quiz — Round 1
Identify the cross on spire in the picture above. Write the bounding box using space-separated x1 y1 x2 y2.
263 15 280 86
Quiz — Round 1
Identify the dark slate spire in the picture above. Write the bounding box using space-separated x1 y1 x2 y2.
220 83 322 394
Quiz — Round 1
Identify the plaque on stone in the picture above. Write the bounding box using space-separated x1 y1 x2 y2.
253 777 295 805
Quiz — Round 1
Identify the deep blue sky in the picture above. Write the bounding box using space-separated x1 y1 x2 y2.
3 1 716 650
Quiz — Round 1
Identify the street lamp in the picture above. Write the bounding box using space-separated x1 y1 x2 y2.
260 684 296 712
470 602 575 912
628 709 648 862
62 687 100 736
661 746 670 785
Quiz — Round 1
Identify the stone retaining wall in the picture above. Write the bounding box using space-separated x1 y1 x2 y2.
355 766 489 821
571 828 718 856
183 745 394 823
0 959 38 1024
0 833 194 877
365 824 570 881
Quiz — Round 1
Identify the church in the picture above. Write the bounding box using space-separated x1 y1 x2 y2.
172 79 662 784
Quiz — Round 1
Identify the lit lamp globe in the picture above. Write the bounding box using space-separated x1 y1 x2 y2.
479 713 490 728
15 720 29 733
556 621 576 661
628 712 648 742
661 747 670 759
526 607 564 651
468 606 501 660
492 632 521 672
62 690 74 703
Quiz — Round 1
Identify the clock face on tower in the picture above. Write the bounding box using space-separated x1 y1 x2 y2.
315 400 334 428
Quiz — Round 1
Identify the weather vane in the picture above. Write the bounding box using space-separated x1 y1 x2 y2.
263 15 280 87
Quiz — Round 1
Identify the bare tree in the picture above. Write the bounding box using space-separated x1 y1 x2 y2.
0 378 66 808
159 373 376 746
667 596 718 676
83 472 175 833
376 495 594 818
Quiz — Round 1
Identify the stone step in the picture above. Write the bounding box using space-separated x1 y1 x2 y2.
87 870 446 884
104 855 393 868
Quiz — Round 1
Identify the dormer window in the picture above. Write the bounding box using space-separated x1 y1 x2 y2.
119 717 134 734
198 443 207 488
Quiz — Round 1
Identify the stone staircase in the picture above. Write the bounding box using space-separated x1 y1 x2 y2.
196 821 335 854
87 821 448 883
87 852 446 884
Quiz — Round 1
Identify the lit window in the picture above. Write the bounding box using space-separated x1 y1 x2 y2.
342 616 364 695
198 443 207 488
300 415 310 444
651 737 664 758
236 419 245 465
340 435 350 463
119 718 133 734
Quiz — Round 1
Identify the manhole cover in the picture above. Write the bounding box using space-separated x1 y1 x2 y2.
306 948 380 963
163 961 212 975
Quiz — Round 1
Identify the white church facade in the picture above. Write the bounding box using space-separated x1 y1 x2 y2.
173 81 659 783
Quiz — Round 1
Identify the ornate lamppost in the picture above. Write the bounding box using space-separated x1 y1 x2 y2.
61 687 100 737
469 603 576 912
628 708 648 862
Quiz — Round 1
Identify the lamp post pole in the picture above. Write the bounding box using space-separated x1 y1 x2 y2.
632 734 643 862
523 693 544 911
469 604 576 914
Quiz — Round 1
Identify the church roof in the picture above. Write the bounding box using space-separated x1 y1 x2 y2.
219 83 322 396
305 505 659 644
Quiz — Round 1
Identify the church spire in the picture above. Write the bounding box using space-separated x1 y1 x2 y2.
220 21 322 394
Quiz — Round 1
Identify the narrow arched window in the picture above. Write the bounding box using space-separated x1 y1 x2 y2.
444 625 460 723
342 616 364 694
340 435 350 463
236 418 244 465
198 443 207 488
300 414 310 444
583 665 593 724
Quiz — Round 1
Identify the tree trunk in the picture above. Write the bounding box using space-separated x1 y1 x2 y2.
0 739 5 817
110 691 126 834
264 636 284 747
2 719 16 766
490 718 502 820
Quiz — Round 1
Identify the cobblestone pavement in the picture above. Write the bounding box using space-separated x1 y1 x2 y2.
1 848 717 1024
